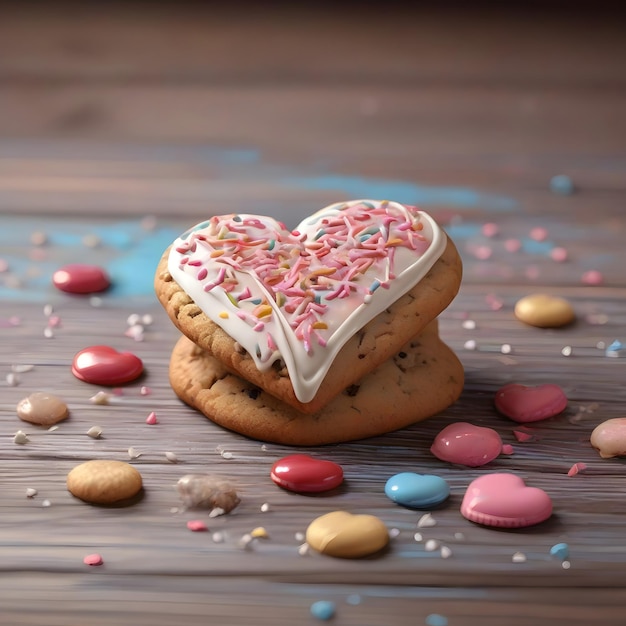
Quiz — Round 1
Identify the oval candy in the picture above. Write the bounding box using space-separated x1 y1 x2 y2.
514 294 575 328
67 460 143 504
17 392 69 426
431 422 502 467
52 264 111 294
384 472 449 508
590 417 626 459
72 346 144 386
306 511 388 558
270 454 343 493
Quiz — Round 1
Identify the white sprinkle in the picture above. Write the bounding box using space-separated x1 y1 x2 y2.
562 560 571 570
43 327 54 339
221 451 234 460
500 343 512 354
239 533 254 549
596 341 606 350
425 539 440 552
261 503 270 513
127 313 141 326
82 234 101 248
212 532 224 543
13 430 29 444
47 425 59 432
25 487 38 498
298 543 310 556
295 531 305 542
6 372 20 386
417 513 437 528
413 532 423 542
41 499 51 507
165 451 178 463
141 314 153 326
89 296 103 307
43 304 54 317
561 346 573 357
86 426 103 439
454 532 466 541
125 324 145 341
170 507 180 514
208 507 226 518
461 320 476 330
11 364 34 373
389 528 401 539
463 339 477 351
140 386 151 396
90 391 110 405
261 444 268 451
512 552 527 563
128 447 142 459
440 546 452 559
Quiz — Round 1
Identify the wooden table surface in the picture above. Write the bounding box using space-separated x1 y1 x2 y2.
1 4 626 625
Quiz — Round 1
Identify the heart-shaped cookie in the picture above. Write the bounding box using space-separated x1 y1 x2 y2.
494 383 567 423
460 473 553 528
306 510 389 558
72 345 144 385
167 200 446 403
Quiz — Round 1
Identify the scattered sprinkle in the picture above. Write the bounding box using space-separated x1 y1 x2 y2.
453 532 465 541
417 513 437 528
25 487 38 498
261 502 270 513
89 296 103 307
501 444 515 455
463 339 477 351
513 430 533 443
127 313 141 326
6 372 20 386
562 560 571 570
389 527 401 539
250 527 269 539
140 386 151 396
141 314 153 326
310 600 336 621
550 542 570 560
461 319 476 330
86 426 103 439
581 270 604 286
550 174 574 195
221 450 234 460
82 234 101 248
208 507 226 518
298 543 310 556
424 539 440 552
587 313 608 325
239 533 254 550
90 391 110 405
186 520 208 532
473 245 492 260
128 447 142 460
512 552 527 563
425 614 449 626
550 247 568 262
500 343 512 354
440 546 452 559
504 238 522 253
146 411 158 425
481 222 499 238
346 594 362 606
561 346 573 357
567 462 587 477
529 227 548 242
13 430 29 444
212 532 224 543
413 532 423 542
83 553 103 566
41 499 51 507
165 451 179 463
43 327 54 339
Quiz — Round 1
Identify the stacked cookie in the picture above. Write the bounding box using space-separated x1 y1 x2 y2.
155 200 464 445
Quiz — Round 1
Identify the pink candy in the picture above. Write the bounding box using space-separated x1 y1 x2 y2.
52 264 111 294
495 383 568 423
430 422 502 467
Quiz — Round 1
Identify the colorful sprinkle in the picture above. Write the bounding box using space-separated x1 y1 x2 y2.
186 520 208 532
83 553 104 566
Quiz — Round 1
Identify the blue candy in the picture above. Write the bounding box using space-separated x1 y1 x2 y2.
550 174 575 195
310 600 336 621
384 472 450 508
550 542 570 560
425 614 449 626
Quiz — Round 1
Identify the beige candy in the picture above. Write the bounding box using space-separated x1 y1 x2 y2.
67 460 143 504
17 392 69 426
306 510 389 558
514 294 575 328
590 418 626 459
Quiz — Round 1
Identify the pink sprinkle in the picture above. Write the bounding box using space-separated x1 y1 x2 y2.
187 520 208 532
567 462 587 477
513 430 533 443
501 444 515 455
47 315 62 328
83 553 103 566
481 223 499 238
140 386 151 396
504 239 522 253
529 227 548 242
112 388 124 396
581 270 603 286
474 245 493 260
146 411 158 425
0 259 9 272
550 247 568 262
485 293 504 311
525 265 540 280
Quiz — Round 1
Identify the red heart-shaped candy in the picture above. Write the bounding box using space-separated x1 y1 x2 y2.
271 454 343 493
72 345 144 386
494 383 567 423
461 473 552 528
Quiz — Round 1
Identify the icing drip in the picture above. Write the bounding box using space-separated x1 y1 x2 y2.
168 199 446 402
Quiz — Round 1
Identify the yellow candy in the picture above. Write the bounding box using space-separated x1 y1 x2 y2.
514 294 575 328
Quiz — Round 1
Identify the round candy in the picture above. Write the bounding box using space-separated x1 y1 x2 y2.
431 422 502 467
495 383 567 423
270 454 343 493
384 472 449 508
590 417 626 459
306 511 388 558
514 294 575 328
549 174 574 195
52 264 110 294
72 345 144 386
310 601 336 621
17 392 69 426
67 460 143 504
460 473 552 528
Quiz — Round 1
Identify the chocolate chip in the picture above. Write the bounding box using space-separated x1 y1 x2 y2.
247 388 261 400
398 351 407 359
345 385 360 397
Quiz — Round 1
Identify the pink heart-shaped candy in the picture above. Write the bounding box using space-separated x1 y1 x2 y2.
430 422 502 467
494 383 567 423
72 346 144 386
461 473 552 528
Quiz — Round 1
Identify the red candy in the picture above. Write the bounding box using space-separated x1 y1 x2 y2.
495 383 568 423
270 454 343 493
72 346 143 386
53 264 110 294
